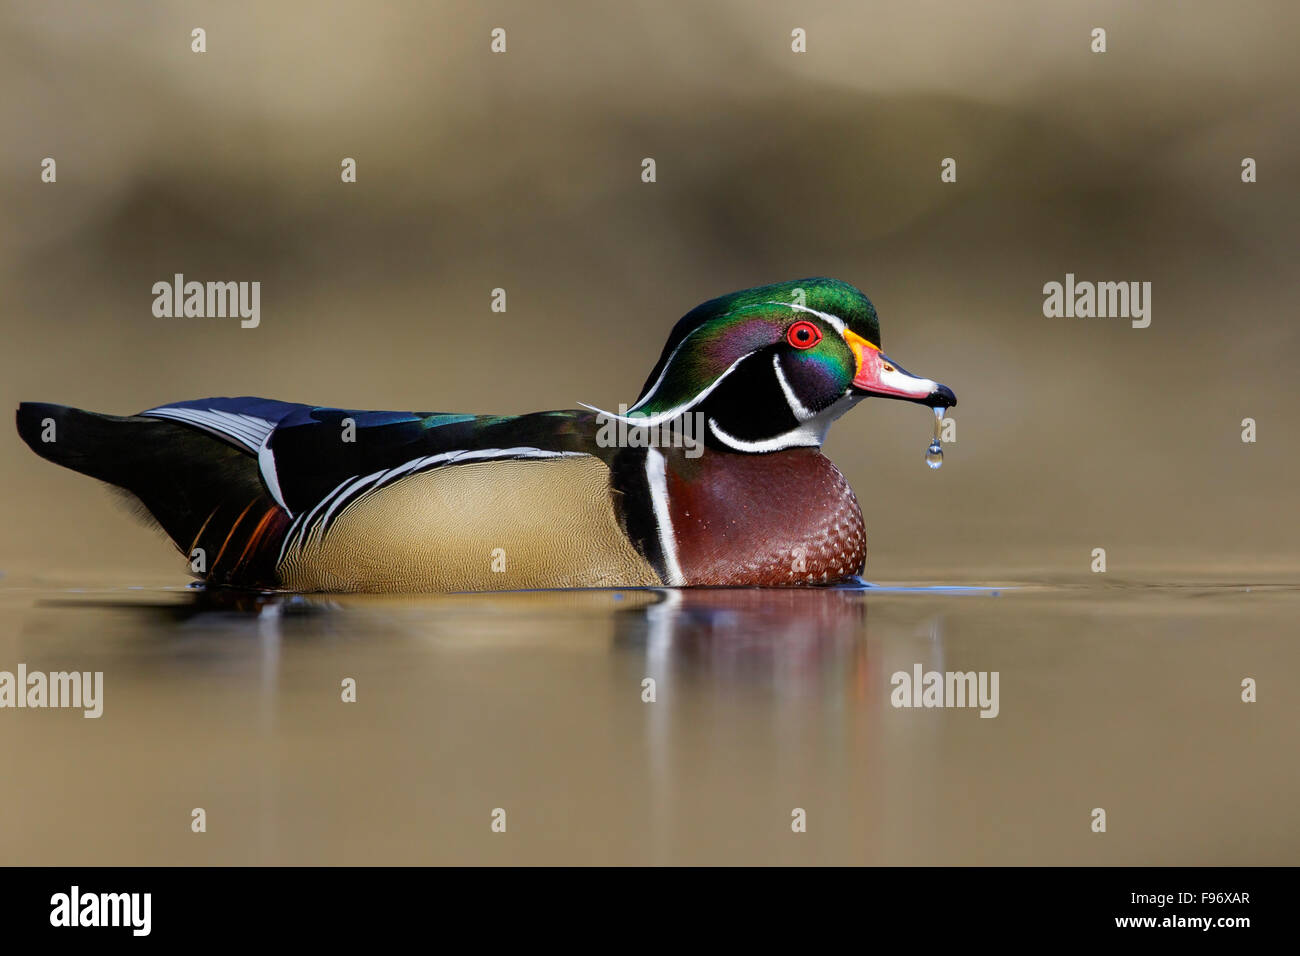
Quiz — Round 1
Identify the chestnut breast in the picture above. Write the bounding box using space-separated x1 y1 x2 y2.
663 447 866 586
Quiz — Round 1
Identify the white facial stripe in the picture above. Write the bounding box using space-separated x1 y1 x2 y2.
628 325 704 413
645 448 685 586
772 301 848 336
771 354 814 421
579 350 755 428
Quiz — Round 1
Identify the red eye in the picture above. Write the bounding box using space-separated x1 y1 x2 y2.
786 320 822 350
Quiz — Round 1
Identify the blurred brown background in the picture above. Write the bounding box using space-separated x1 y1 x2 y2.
1 0 1297 871
2 0 1297 584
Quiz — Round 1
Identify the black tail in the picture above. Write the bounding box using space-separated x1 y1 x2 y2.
17 403 287 586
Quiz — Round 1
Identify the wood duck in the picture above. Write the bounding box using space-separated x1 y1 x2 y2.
16 278 955 592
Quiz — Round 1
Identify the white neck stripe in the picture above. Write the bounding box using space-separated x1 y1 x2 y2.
645 448 686 585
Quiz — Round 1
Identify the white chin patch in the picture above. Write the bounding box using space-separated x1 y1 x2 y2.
707 392 861 453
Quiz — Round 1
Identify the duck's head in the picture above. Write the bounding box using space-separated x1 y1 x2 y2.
595 278 956 453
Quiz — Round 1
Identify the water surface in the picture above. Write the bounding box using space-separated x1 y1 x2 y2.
1 578 1296 865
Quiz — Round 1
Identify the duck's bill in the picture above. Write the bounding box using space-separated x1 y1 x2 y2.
845 330 956 408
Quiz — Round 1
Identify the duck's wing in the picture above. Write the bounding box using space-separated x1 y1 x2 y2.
264 406 603 519
143 398 604 519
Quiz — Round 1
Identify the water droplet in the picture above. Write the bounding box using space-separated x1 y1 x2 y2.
924 406 945 470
